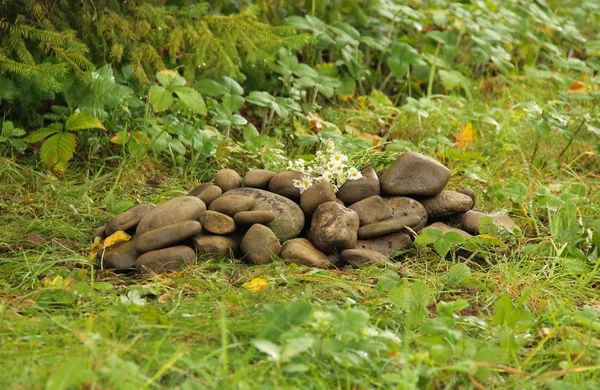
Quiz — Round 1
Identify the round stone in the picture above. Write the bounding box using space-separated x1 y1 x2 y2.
358 215 422 240
106 203 155 236
461 210 520 235
193 235 239 259
187 182 213 197
196 185 222 206
135 245 196 275
300 180 336 216
336 166 380 205
419 190 474 219
199 211 236 235
422 222 472 239
457 189 476 209
380 152 450 197
209 195 255 217
281 238 332 269
243 169 277 189
234 210 275 226
103 240 138 270
241 224 281 265
348 195 392 226
136 196 206 235
135 220 202 253
355 232 412 257
93 224 107 239
385 196 428 231
214 169 242 192
311 201 359 254
268 171 304 201
340 248 391 268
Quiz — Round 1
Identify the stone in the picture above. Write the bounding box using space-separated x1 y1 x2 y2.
385 196 428 230
380 151 450 197
135 220 202 253
209 195 255 217
457 189 476 209
268 171 304 201
234 210 275 226
136 196 206 235
340 248 391 268
214 169 242 192
135 245 196 275
220 188 304 241
422 222 472 239
419 190 474 219
461 210 520 235
193 235 238 259
355 232 412 257
280 238 332 268
336 166 380 205
103 240 138 269
195 185 222 206
199 211 236 235
93 224 107 239
106 203 155 236
311 202 360 254
187 182 213 197
358 215 422 239
21 233 48 249
349 195 392 226
243 169 277 189
300 180 336 216
241 224 281 265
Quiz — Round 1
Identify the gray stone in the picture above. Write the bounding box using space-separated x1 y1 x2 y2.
135 245 196 275
243 169 277 189
358 215 422 239
419 190 474 219
135 220 202 253
188 182 213 197
103 240 138 269
280 238 332 269
385 196 428 231
93 224 107 239
241 224 281 265
196 185 222 206
234 210 275 226
209 195 255 216
422 222 472 239
349 195 392 226
340 248 392 268
193 235 238 259
311 202 360 254
199 211 236 235
136 196 206 235
106 203 155 236
461 210 520 235
214 169 242 192
220 188 305 241
457 189 476 209
336 166 380 205
300 181 336 216
355 232 412 257
380 152 450 197
268 171 303 201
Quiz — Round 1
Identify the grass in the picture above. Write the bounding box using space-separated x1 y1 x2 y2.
1 79 600 389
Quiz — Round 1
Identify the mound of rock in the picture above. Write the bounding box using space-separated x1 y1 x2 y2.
93 151 518 274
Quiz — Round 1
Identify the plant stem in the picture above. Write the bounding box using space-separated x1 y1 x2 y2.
427 43 441 98
558 118 586 160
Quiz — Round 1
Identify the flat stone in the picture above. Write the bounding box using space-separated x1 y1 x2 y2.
311 202 360 254
136 196 206 235
419 190 474 219
234 210 275 226
136 245 196 275
380 152 450 197
243 169 277 189
199 211 236 235
300 180 336 216
268 171 303 201
135 220 202 253
187 182 213 197
195 185 222 206
193 235 238 259
209 195 255 216
103 240 138 269
358 215 422 239
93 224 107 239
457 189 476 209
106 203 155 236
280 238 332 269
461 210 520 235
421 222 472 239
220 188 304 241
349 195 392 226
340 248 392 268
214 169 242 192
385 196 428 230
355 232 412 257
241 224 281 265
336 166 380 205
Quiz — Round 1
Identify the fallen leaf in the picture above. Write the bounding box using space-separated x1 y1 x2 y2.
110 132 128 145
359 132 384 151
42 275 73 291
89 236 102 262
242 278 269 292
477 234 494 239
455 122 475 148
568 80 586 93
104 230 131 249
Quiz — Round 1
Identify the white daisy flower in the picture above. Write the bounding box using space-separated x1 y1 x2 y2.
322 171 334 182
325 139 336 152
330 153 348 165
347 167 363 180
333 164 344 174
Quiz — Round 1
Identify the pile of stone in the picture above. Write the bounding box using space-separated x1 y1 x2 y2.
93 152 518 274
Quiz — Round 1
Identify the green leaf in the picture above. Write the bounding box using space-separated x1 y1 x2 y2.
172 86 207 115
46 358 93 390
1 121 25 138
443 264 472 287
246 91 275 107
437 299 470 317
434 237 451 257
25 123 62 143
194 79 228 96
40 131 77 172
149 86 173 112
156 69 186 90
388 43 421 79
252 339 281 361
444 231 467 244
288 300 312 326
65 112 105 131
281 336 314 361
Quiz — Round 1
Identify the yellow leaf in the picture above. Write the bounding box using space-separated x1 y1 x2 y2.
104 230 131 249
89 236 103 262
242 278 268 292
110 132 128 145
42 275 73 290
456 122 475 148
477 234 494 239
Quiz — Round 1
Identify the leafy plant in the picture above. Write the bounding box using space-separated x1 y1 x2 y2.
415 227 467 258
0 120 26 152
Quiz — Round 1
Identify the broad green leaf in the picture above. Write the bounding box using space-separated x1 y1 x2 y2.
156 69 186 90
437 299 470 317
242 124 260 142
172 86 207 115
252 339 281 361
388 43 421 78
1 121 25 137
281 336 314 361
444 231 467 244
246 91 275 107
287 300 312 326
410 281 431 309
40 131 76 172
65 112 105 131
149 85 173 112
24 123 62 143
194 79 228 96
443 264 472 287
434 237 451 257
222 76 244 95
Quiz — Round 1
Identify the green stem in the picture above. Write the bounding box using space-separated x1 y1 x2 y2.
427 43 441 98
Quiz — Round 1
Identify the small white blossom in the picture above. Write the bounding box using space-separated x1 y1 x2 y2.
330 153 348 165
325 139 336 152
347 167 363 180
322 171 334 182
